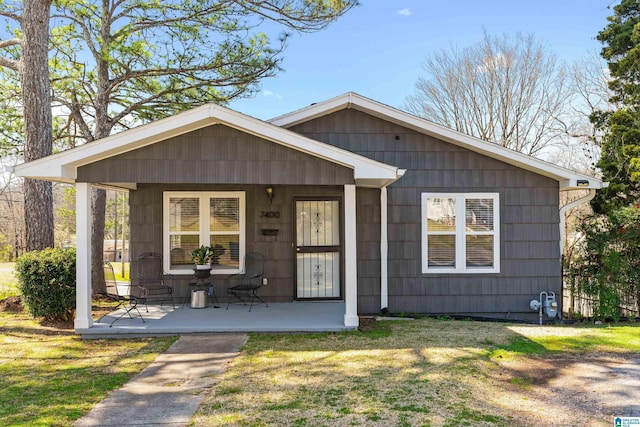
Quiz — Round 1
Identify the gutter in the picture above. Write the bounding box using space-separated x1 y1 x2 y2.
380 169 406 311
559 189 596 254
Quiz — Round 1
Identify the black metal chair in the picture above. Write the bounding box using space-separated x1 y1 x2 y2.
136 252 175 310
104 262 145 327
226 252 267 311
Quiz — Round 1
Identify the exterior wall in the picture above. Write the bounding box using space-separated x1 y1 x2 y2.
356 188 381 314
77 124 353 185
130 183 344 301
289 109 561 320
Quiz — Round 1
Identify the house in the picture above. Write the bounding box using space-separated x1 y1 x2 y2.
14 92 605 332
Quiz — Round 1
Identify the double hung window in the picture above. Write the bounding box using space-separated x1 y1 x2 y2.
163 191 245 274
421 193 499 273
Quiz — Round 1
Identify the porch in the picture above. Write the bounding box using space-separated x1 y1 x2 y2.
79 301 349 338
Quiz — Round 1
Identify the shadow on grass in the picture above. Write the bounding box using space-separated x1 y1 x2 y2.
195 319 640 427
0 310 176 426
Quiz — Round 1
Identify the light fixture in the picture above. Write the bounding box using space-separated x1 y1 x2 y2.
266 186 274 204
576 180 589 187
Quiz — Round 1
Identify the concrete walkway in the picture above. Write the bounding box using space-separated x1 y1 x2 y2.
74 334 248 426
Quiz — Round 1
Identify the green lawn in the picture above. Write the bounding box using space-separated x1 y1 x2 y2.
0 310 176 426
0 262 18 299
193 319 640 427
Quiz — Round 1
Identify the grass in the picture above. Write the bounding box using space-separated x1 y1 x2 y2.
0 310 176 426
0 262 19 299
193 318 640 427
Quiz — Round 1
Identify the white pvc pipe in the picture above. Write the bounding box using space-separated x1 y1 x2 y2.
559 189 596 255
380 186 388 311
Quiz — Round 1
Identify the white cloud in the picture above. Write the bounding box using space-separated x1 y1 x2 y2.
397 8 412 16
262 90 282 99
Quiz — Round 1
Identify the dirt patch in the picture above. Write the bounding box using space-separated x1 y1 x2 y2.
0 295 23 313
487 354 640 426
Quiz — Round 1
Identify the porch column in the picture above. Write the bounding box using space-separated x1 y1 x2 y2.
380 186 388 310
344 184 359 327
74 182 93 330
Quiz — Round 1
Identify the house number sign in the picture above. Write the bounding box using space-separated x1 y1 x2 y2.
260 211 280 218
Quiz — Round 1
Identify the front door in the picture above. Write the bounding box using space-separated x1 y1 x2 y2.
295 199 341 299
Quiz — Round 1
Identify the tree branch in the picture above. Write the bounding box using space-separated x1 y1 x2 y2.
0 56 20 71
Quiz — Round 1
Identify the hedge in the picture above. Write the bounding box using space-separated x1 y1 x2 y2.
15 248 76 321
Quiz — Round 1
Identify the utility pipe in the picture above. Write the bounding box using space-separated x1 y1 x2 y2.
559 189 596 255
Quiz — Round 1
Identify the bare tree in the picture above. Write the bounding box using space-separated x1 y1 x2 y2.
405 32 569 156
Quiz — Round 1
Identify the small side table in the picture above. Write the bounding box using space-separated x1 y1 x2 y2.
183 280 220 308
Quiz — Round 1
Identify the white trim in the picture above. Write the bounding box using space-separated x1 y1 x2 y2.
380 186 388 310
421 193 500 274
559 189 596 254
163 191 245 275
13 99 404 189
74 183 93 330
344 184 359 327
271 92 606 190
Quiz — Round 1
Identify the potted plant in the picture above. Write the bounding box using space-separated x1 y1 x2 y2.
191 245 212 269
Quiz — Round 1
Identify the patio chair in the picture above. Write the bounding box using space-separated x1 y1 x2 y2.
136 252 175 310
226 252 268 311
104 262 145 327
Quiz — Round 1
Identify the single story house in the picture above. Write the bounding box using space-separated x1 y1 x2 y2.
14 92 605 331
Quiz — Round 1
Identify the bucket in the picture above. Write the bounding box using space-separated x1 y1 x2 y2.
191 290 207 309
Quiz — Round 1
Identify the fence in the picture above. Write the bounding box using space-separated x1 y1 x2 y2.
563 273 639 319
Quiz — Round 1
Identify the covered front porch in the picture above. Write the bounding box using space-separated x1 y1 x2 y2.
81 301 348 338
14 102 405 334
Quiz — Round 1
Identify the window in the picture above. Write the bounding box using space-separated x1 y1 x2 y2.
421 193 499 273
163 191 245 274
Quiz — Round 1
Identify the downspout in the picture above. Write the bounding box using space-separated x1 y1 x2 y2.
380 169 406 312
380 186 388 311
559 189 596 255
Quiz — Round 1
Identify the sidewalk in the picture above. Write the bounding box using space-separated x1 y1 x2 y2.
74 333 248 426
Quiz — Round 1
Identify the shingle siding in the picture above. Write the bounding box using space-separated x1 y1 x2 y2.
290 108 561 320
130 183 345 301
77 125 353 185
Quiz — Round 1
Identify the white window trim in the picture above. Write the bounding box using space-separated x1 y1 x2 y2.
421 192 500 274
163 191 246 275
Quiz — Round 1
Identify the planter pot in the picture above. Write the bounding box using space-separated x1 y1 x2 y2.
193 268 211 279
195 264 210 270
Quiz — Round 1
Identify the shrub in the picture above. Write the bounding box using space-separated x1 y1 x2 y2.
15 248 76 321
569 206 640 320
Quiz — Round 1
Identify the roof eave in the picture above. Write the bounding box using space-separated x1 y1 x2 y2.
272 92 606 190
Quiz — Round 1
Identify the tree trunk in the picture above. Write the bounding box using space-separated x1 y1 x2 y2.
21 0 54 251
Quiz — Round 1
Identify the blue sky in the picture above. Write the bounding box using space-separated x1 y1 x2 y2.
228 0 614 120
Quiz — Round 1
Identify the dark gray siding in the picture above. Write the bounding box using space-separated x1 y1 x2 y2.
130 183 344 301
78 125 353 185
356 188 382 314
290 108 561 320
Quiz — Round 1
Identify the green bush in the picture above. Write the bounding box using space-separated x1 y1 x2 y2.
15 248 76 321
569 206 640 320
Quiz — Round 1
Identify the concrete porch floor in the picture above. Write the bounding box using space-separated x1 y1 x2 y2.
78 300 350 337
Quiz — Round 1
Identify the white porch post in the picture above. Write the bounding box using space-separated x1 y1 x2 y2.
344 184 359 327
380 186 388 310
74 182 93 330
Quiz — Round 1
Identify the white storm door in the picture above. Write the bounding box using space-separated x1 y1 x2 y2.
295 199 341 299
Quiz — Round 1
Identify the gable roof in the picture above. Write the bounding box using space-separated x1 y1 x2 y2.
270 92 606 190
14 102 405 190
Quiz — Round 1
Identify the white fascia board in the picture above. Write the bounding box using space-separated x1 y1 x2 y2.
211 103 403 183
272 92 606 190
15 100 403 187
14 104 217 181
269 93 353 127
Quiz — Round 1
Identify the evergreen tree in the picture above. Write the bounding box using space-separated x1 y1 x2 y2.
592 0 640 213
